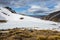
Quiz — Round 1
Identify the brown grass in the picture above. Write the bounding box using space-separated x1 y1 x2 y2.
0 28 60 40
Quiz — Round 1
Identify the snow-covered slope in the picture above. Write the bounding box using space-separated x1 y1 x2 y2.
0 7 58 22
0 7 44 21
0 7 60 31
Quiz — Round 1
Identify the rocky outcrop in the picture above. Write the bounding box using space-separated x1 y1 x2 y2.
5 7 16 13
44 11 60 22
0 20 7 23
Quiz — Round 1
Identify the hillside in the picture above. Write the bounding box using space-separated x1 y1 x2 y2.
0 7 60 30
44 11 60 22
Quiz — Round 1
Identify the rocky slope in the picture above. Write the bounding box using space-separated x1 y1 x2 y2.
44 11 60 22
5 7 16 13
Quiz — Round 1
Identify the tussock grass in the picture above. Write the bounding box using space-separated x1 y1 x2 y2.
0 28 60 40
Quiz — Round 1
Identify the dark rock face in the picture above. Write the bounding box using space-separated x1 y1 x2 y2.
44 11 60 22
5 7 16 13
0 20 7 23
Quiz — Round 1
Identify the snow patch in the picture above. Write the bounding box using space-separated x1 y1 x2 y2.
0 7 60 31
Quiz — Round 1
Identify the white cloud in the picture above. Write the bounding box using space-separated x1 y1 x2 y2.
28 5 41 12
31 5 41 9
54 4 60 11
49 3 60 13
27 5 49 13
0 0 60 15
0 0 52 8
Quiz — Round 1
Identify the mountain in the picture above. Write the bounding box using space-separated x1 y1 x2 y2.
0 7 46 22
44 11 60 22
0 7 60 31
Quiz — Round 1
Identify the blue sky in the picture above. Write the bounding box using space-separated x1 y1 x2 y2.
0 0 60 15
12 6 30 13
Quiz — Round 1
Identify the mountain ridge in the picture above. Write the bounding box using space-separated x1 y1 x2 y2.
44 11 60 22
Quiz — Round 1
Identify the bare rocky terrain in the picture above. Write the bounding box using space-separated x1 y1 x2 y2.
44 11 60 22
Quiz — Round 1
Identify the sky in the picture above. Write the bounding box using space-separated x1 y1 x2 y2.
0 0 60 15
